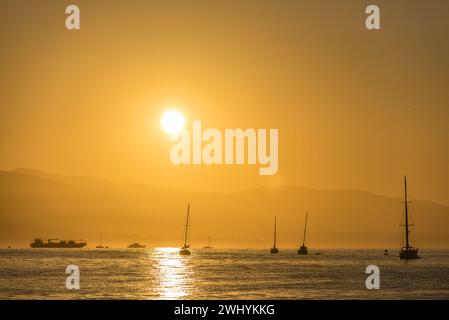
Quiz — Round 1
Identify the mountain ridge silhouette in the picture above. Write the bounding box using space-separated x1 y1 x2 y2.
1 169 448 248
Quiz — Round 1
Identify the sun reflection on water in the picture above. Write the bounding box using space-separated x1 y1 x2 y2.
152 247 192 299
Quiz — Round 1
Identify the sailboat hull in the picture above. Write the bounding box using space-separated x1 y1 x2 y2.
399 248 420 260
180 248 191 255
297 245 308 255
270 248 279 254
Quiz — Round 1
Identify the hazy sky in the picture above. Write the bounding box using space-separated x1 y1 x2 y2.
1 0 448 204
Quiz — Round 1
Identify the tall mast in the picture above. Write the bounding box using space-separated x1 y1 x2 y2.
184 203 190 247
273 216 277 248
404 176 410 249
302 212 308 246
208 235 211 247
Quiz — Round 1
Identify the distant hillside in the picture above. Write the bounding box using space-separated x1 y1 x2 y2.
1 169 448 248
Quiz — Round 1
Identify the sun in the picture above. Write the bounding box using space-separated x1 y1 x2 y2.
160 110 185 136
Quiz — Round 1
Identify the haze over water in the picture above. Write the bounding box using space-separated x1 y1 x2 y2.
1 248 448 299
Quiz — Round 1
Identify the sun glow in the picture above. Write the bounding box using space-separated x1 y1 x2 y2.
161 110 185 137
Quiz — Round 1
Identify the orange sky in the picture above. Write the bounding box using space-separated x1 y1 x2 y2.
1 0 449 205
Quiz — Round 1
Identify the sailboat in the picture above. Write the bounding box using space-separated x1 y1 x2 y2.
180 203 191 255
96 236 106 249
203 235 213 249
270 216 279 254
297 212 308 255
399 176 421 260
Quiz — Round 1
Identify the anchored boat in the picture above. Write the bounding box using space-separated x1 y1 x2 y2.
180 203 191 255
270 216 279 254
30 238 86 248
297 212 308 255
203 235 213 249
96 236 107 249
127 243 145 248
399 176 421 260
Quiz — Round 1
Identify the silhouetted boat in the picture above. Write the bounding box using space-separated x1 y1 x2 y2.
30 238 86 248
203 235 213 249
96 236 107 249
297 212 309 255
270 216 279 254
127 243 145 248
399 176 421 260
384 249 389 256
180 203 191 255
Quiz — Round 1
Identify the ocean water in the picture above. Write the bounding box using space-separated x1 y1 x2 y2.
0 248 448 299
